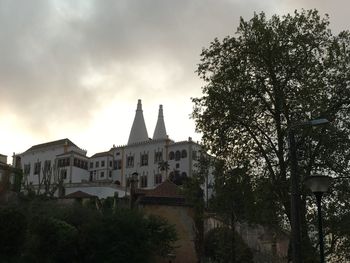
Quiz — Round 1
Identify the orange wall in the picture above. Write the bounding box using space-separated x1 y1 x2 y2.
141 204 198 263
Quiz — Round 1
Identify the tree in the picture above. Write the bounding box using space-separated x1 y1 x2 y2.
0 195 177 263
0 208 27 262
208 163 261 263
181 152 213 262
204 227 253 263
23 216 78 263
192 9 350 261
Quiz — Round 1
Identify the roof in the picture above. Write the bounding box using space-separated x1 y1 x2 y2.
90 151 113 158
57 150 88 158
142 180 184 198
137 180 187 206
128 99 149 145
64 191 96 199
153 105 167 140
24 138 77 153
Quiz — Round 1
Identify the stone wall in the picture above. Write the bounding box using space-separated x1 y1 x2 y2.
141 204 198 263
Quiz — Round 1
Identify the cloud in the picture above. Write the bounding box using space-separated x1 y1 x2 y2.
1 0 347 155
275 0 349 32
0 0 247 137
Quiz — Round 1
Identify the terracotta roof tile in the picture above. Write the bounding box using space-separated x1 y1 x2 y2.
25 139 77 153
139 180 184 198
90 151 113 158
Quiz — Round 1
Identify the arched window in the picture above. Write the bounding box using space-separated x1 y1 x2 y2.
181 150 187 158
175 151 181 161
169 151 175 160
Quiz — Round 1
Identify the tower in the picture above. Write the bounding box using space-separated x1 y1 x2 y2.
153 104 167 140
128 99 149 144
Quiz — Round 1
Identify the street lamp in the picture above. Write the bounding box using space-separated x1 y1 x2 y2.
304 175 332 263
129 172 138 209
289 118 329 263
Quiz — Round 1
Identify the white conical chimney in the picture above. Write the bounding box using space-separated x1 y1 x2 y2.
153 104 167 140
128 99 149 144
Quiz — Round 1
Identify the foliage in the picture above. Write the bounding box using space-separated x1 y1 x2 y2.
210 164 256 224
23 216 78 263
10 168 23 193
181 153 210 261
0 198 177 263
204 227 254 263
0 207 27 262
146 214 178 257
193 9 350 261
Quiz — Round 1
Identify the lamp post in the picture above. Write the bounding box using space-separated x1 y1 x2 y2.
289 118 329 263
129 172 138 209
304 175 332 263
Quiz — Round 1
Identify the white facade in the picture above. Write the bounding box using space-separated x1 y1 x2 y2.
13 100 213 199
108 137 203 189
15 139 90 187
88 152 114 182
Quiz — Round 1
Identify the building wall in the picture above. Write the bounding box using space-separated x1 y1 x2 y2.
109 139 203 190
0 154 7 164
14 138 212 198
89 155 114 181
141 204 198 263
19 145 88 186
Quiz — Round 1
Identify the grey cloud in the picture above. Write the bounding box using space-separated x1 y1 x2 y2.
2 0 343 138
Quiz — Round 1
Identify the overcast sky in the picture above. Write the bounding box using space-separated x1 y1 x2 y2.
1 0 349 162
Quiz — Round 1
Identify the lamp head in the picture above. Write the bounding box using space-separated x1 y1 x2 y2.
308 118 329 126
304 175 332 194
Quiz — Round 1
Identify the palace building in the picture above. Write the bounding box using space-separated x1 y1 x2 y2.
13 100 212 198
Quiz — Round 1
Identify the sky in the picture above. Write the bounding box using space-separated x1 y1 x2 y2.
1 0 349 163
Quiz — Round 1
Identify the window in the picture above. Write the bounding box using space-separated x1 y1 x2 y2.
169 151 175 160
154 151 162 163
74 158 85 169
101 171 104 178
181 150 187 158
126 156 134 168
176 163 180 169
34 162 41 175
109 171 112 178
126 177 131 187
96 161 99 168
140 175 147 188
154 173 162 185
58 158 70 168
60 169 67 179
24 164 31 175
44 160 51 173
109 161 112 167
175 151 181 161
90 162 93 169
114 160 122 170
192 151 197 160
101 161 105 167
141 153 148 166
89 171 93 181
